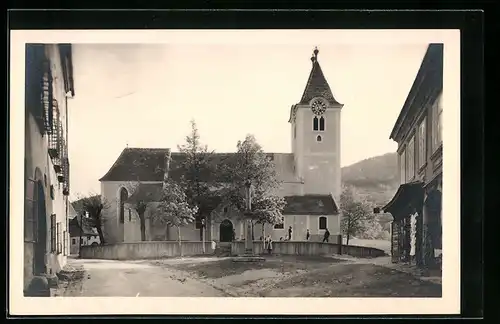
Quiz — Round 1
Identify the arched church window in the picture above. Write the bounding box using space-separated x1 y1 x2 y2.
319 116 325 131
316 135 322 142
313 117 319 131
119 187 128 224
319 216 327 230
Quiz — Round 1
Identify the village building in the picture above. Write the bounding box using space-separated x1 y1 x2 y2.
380 43 443 269
24 44 75 294
99 48 344 246
68 217 101 255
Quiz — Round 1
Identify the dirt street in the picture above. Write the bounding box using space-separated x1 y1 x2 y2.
62 258 227 297
62 256 441 297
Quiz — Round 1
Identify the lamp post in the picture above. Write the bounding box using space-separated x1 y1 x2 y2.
244 180 254 255
201 218 206 254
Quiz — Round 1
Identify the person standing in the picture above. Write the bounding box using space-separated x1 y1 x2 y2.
288 226 293 241
322 228 330 243
306 229 310 241
266 235 273 255
232 228 236 241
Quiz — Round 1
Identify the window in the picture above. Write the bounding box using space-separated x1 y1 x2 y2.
407 136 415 180
399 148 406 184
432 93 443 152
63 230 67 255
57 222 62 254
72 238 76 244
223 206 228 213
50 214 56 252
25 179 37 243
319 216 327 230
313 117 319 131
128 209 132 222
316 135 322 142
119 187 128 223
418 118 427 168
319 116 325 131
274 216 285 229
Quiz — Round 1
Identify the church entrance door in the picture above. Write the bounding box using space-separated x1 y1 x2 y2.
219 219 233 242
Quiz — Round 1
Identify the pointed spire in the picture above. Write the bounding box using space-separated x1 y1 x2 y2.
299 47 341 105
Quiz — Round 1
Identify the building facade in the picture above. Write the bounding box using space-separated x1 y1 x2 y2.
99 48 344 246
68 217 101 255
24 44 75 294
380 44 443 269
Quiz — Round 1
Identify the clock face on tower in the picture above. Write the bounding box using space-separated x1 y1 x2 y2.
311 98 327 115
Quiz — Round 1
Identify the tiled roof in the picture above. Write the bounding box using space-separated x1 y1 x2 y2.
125 183 338 216
283 194 339 215
69 216 96 236
299 55 341 106
126 183 163 203
99 147 282 183
99 148 170 182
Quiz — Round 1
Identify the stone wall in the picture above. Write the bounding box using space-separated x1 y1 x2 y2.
231 241 386 258
80 241 215 260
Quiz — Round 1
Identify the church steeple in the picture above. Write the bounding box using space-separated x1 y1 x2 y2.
299 47 341 105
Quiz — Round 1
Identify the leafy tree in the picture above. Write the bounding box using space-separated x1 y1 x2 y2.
153 178 198 255
221 134 285 238
125 180 156 242
76 193 110 246
177 119 219 241
340 185 373 246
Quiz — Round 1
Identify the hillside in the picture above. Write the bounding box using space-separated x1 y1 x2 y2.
341 152 399 207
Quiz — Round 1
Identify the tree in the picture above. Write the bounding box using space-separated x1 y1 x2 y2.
177 119 219 241
125 180 156 242
221 134 285 238
340 185 372 246
153 178 198 256
77 193 110 246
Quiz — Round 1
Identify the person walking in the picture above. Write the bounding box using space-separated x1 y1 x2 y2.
232 228 236 241
306 229 310 241
288 226 293 241
322 228 330 243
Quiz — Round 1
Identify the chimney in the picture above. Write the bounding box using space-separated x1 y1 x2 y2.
163 148 171 189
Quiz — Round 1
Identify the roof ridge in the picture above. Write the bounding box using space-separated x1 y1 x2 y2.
98 148 128 181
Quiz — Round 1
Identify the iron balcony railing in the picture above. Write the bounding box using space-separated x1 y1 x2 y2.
62 157 70 196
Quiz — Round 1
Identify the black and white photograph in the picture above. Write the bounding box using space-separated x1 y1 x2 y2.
10 28 461 315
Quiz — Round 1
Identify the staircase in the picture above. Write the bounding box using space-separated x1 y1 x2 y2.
215 242 232 257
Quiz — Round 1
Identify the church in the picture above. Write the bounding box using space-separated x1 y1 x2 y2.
99 47 345 245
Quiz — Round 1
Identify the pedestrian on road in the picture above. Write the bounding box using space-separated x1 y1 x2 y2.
288 226 293 241
306 229 310 241
322 228 330 243
266 235 273 255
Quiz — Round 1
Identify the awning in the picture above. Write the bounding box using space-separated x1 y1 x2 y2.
383 181 425 220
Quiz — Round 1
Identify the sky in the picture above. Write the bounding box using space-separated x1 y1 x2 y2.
67 39 429 199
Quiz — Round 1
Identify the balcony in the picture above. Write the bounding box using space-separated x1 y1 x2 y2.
62 158 70 196
48 108 61 159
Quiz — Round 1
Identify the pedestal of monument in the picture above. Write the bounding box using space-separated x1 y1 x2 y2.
232 219 265 262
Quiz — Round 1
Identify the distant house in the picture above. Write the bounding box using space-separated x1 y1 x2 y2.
69 197 101 255
68 217 100 255
379 44 443 269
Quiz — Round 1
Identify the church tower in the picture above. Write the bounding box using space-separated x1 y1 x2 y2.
289 47 343 202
